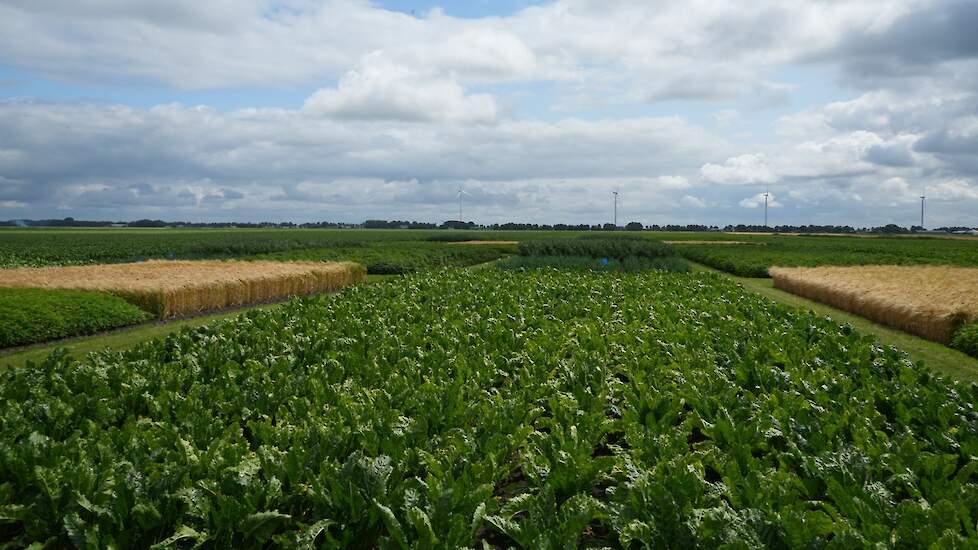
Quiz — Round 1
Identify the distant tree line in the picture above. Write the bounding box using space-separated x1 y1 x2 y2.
363 220 439 229
2 217 975 234
0 218 359 229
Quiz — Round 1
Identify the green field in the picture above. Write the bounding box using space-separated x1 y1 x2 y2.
2 269 977 547
499 236 690 272
0 228 521 274
0 288 151 348
1 228 976 354
0 229 520 349
256 241 516 274
673 234 978 277
3 228 974 279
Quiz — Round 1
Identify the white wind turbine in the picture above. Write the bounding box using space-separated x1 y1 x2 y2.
456 185 470 223
612 187 620 229
920 187 926 228
763 186 770 228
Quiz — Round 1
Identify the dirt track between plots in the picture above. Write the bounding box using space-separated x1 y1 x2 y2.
770 265 978 342
0 260 366 318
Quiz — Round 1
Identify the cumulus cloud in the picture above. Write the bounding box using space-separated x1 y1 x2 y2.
739 192 781 209
304 56 498 123
863 139 916 167
0 0 933 101
2 0 978 226
810 0 978 88
0 98 732 220
700 154 777 185
713 109 741 128
654 176 691 189
931 178 978 201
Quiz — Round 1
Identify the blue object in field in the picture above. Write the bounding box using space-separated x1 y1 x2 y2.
599 258 609 265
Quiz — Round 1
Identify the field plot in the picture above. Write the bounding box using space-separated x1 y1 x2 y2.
446 240 520 245
1 269 976 547
0 228 519 274
0 260 365 318
0 228 538 269
0 288 151 348
661 240 755 245
501 236 690 272
676 234 978 277
771 265 978 343
258 241 516 274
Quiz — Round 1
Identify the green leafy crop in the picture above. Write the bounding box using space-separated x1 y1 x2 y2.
952 324 978 359
518 237 676 260
0 288 150 348
1 269 976 547
497 254 689 272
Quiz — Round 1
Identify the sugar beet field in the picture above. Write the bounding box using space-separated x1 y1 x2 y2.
1 229 978 548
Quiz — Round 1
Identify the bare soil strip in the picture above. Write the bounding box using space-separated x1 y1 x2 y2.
770 265 978 343
0 260 365 318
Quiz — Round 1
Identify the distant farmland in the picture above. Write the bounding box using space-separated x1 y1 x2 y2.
675 234 978 277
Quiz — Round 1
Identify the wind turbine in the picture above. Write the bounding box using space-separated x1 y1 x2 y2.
763 186 770 228
456 185 469 224
920 187 926 228
612 188 620 229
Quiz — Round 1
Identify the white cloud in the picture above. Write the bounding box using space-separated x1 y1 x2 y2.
0 98 730 217
2 0 978 227
878 176 916 201
401 28 539 82
700 154 777 185
739 192 782 209
0 0 936 100
655 175 691 189
713 109 741 128
931 179 978 201
304 55 498 123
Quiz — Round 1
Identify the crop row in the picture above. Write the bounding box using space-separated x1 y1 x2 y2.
1 269 976 547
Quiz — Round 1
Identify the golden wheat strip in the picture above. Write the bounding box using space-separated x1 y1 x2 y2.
0 260 367 318
770 265 978 343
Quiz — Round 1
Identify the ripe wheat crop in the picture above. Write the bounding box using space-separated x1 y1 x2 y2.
771 265 978 342
0 260 365 318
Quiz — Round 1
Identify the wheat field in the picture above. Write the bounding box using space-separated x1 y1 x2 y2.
770 265 978 343
0 260 366 318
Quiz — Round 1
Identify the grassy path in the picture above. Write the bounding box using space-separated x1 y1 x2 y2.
691 262 978 382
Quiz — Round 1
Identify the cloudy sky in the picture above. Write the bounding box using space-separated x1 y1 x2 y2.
1 0 976 226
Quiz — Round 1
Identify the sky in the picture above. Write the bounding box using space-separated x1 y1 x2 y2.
1 0 977 227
